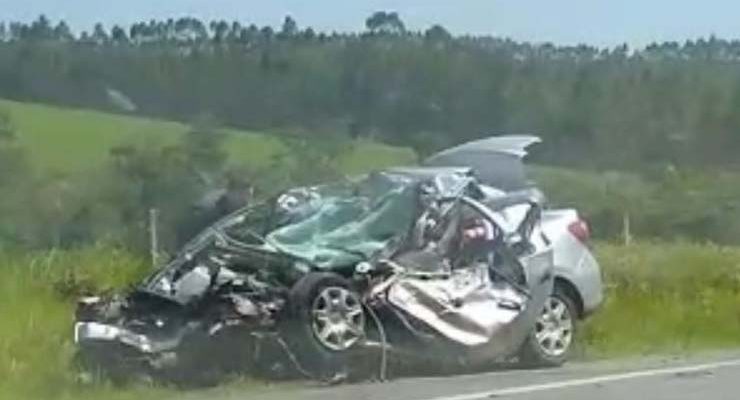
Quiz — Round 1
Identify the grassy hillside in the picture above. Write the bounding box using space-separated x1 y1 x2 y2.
0 99 416 176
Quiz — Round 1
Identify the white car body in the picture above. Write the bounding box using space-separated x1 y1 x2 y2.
541 208 603 317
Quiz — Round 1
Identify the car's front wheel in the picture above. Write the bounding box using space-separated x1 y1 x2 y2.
284 272 366 381
518 286 577 368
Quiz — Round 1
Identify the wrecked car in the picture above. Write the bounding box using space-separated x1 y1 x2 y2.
423 135 603 366
74 137 600 384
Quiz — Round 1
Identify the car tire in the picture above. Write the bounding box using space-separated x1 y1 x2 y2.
284 272 366 382
517 285 577 368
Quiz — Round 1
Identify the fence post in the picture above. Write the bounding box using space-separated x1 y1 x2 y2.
623 211 632 245
149 208 159 267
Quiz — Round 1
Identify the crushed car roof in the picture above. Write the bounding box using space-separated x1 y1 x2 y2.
265 167 479 269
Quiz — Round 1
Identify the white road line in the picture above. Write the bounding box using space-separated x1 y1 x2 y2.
425 358 740 400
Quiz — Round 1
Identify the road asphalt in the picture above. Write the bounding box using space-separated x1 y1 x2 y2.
182 350 740 400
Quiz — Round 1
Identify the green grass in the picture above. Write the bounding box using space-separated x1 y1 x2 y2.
0 99 416 175
0 246 157 400
0 246 281 400
581 241 740 357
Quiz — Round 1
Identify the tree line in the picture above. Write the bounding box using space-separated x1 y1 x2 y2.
3 14 740 168
5 13 740 250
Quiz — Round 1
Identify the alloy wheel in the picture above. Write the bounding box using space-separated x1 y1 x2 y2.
534 295 574 358
310 286 365 351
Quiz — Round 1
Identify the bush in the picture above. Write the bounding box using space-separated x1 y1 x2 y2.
531 165 740 245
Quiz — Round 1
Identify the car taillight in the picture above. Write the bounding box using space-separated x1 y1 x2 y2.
568 219 591 244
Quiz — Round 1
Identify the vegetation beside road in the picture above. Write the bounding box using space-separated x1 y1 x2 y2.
531 165 740 245
581 242 740 357
2 242 740 399
0 247 168 400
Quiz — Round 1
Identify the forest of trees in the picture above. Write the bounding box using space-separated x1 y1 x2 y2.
4 13 740 250
4 14 740 168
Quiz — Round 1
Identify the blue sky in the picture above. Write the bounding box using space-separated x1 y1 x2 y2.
2 0 738 48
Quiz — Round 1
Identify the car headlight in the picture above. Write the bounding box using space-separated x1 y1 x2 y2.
74 322 120 343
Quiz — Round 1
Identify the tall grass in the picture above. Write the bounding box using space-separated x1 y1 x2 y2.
0 245 168 400
581 241 740 356
2 242 740 398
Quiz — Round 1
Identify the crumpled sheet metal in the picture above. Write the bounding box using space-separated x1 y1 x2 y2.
387 264 527 347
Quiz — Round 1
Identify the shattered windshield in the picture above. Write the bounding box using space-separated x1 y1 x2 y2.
264 172 421 268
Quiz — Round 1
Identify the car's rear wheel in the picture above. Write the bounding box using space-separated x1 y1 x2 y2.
518 286 576 368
